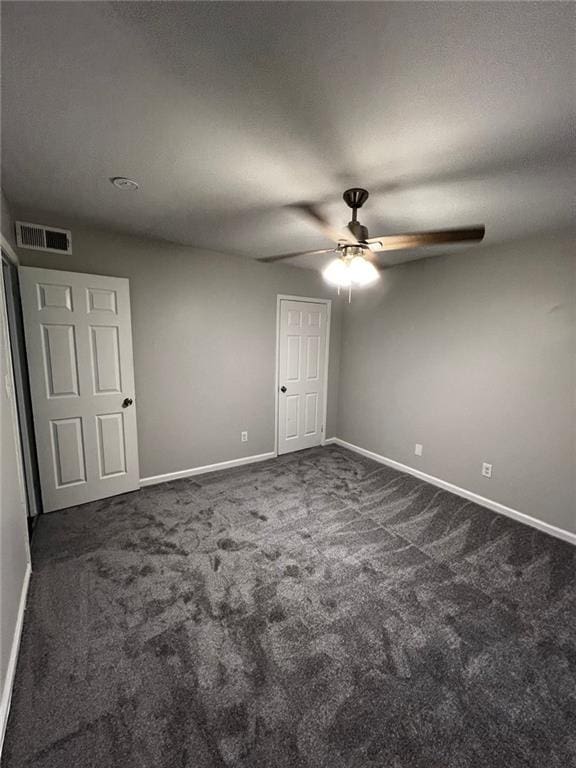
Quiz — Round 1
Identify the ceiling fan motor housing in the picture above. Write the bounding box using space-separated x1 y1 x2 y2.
347 220 369 242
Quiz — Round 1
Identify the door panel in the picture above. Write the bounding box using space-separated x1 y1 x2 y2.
38 282 73 311
90 325 122 393
20 267 139 511
278 299 329 454
96 412 126 478
286 335 301 381
41 324 80 397
305 335 320 379
51 417 86 487
285 395 299 439
307 309 322 328
87 287 117 314
287 309 302 327
304 392 318 435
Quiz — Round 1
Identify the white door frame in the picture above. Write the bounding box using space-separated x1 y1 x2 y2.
0 234 18 265
274 294 331 455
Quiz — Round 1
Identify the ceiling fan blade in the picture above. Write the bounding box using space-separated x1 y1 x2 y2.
257 248 336 264
367 226 485 252
374 249 469 271
292 203 358 245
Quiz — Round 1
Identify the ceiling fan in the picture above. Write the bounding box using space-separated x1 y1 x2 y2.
258 188 485 297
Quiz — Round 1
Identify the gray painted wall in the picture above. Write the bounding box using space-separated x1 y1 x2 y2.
337 231 575 533
14 214 342 479
8 203 575 535
0 193 30 735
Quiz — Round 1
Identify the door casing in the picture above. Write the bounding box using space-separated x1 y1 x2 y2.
2 251 42 519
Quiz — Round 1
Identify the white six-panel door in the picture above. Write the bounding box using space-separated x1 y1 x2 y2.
19 267 139 512
278 299 329 455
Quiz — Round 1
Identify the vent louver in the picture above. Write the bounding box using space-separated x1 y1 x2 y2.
15 222 72 254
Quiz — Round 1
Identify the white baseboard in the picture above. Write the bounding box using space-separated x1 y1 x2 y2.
1 562 31 754
330 438 576 546
140 451 277 487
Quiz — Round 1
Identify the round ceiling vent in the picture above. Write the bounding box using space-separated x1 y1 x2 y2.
111 177 139 191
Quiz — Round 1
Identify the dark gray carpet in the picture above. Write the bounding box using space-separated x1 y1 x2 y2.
2 445 575 768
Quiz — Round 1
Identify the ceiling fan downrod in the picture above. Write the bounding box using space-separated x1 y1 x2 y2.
343 187 370 242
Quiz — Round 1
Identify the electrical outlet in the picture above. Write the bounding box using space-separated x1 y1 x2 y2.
414 443 423 457
241 431 248 443
482 462 492 478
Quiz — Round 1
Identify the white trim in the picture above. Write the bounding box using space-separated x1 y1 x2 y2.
323 302 332 446
0 563 31 754
0 265 28 511
140 451 276 487
0 260 33 754
330 438 576 546
276 294 333 305
274 295 331 455
0 234 19 265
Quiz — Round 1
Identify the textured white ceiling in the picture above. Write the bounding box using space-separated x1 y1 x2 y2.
1 2 574 267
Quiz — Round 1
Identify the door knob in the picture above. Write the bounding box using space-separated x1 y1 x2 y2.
280 386 287 393
122 397 133 408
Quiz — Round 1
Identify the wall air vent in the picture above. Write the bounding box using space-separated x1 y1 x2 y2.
15 222 72 254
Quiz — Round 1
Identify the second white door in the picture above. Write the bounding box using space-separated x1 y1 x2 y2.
278 298 329 454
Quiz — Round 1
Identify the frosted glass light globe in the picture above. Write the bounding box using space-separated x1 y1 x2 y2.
349 255 379 285
323 258 351 287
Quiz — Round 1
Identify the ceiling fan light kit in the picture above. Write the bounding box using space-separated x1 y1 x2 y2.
323 246 380 302
258 187 485 300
